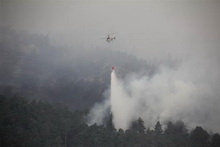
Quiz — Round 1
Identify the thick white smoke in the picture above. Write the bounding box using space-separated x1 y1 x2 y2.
87 91 110 126
88 56 220 132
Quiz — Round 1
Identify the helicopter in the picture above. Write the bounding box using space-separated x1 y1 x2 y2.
101 33 116 42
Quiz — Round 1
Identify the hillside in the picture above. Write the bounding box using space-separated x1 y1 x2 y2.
1 95 220 147
0 27 159 109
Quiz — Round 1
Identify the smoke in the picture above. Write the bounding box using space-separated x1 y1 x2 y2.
88 55 220 132
87 90 110 126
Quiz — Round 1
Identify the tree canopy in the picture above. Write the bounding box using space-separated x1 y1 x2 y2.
1 94 219 147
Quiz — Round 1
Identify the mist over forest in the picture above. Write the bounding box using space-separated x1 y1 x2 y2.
1 0 220 146
1 24 220 147
0 26 162 109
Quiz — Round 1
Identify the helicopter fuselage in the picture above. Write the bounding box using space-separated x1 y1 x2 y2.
106 36 116 42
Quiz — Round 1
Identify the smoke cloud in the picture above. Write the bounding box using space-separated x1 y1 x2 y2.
87 91 110 126
88 55 220 132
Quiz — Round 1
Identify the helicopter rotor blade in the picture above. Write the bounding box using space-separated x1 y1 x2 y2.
110 33 116 35
100 36 107 39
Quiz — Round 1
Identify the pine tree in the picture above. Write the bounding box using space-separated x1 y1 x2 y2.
131 117 146 134
211 133 220 147
154 121 163 135
190 126 209 147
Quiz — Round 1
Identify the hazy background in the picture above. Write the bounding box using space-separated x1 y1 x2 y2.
1 0 220 132
2 0 220 59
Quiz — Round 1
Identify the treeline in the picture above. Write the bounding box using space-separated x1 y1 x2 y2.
1 95 220 147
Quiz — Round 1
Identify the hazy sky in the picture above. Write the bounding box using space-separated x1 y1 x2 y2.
2 0 220 59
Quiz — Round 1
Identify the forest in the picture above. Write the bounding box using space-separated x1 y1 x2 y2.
1 95 220 147
1 27 220 146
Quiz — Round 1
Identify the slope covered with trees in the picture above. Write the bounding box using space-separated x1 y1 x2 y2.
0 27 163 109
1 95 220 147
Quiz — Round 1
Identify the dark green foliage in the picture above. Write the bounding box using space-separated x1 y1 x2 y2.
116 128 125 146
0 95 219 147
190 126 210 147
153 121 164 147
164 121 189 147
154 121 163 135
211 133 220 147
105 113 116 131
131 117 146 134
0 95 83 147
68 124 117 147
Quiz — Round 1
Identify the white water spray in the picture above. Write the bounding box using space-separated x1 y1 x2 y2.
110 70 132 130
